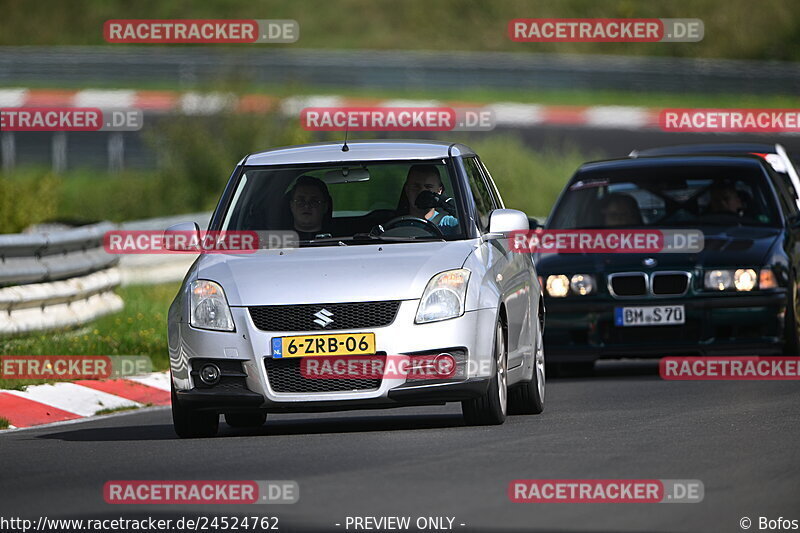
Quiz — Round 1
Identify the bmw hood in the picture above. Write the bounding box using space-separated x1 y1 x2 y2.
535 226 782 274
192 241 477 306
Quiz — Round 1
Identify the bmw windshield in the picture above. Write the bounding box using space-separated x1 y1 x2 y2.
549 163 782 230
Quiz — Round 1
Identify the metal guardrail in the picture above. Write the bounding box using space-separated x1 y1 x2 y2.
0 214 207 336
0 46 798 95
0 222 123 335
0 222 118 286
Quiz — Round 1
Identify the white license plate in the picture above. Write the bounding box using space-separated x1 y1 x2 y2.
614 305 685 327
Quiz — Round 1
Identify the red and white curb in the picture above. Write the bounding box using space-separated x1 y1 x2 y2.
0 372 170 429
0 87 660 130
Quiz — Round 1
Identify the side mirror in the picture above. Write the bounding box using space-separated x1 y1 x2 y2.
488 209 529 234
164 222 201 251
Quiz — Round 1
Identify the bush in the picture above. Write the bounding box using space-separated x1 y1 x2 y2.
0 171 61 233
467 136 594 218
147 113 313 212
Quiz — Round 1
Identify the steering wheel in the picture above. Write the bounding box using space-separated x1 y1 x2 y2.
381 216 444 237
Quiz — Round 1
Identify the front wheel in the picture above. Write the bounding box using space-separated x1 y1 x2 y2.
172 382 219 438
462 321 507 426
509 323 545 415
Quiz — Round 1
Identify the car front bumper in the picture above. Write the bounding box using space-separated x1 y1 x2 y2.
169 301 498 413
543 291 787 361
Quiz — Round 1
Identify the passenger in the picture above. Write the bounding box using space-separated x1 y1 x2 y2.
287 175 333 240
396 164 459 235
599 193 643 226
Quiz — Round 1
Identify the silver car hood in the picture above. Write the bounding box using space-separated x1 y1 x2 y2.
194 241 478 306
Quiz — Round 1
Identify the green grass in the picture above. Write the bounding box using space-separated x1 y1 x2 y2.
0 283 179 390
0 0 799 61
0 417 9 429
95 404 149 416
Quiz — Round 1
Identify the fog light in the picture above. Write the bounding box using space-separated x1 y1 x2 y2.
199 363 221 385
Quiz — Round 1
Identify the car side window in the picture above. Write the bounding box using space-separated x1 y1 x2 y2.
476 158 504 208
773 172 799 219
464 157 494 232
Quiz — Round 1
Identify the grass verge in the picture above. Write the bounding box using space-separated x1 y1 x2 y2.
0 283 179 390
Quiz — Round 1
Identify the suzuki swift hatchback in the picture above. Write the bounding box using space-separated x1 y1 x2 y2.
167 140 545 437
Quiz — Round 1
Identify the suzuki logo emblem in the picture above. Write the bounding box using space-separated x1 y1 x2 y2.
313 308 334 327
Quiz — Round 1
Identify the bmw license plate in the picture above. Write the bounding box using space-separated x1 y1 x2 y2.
271 333 375 358
614 305 685 327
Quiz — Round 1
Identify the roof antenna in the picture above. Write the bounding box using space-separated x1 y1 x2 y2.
341 124 350 152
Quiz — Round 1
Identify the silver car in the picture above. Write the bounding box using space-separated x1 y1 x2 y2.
167 140 545 437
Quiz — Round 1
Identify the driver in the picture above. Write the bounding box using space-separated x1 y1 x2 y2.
709 181 744 216
395 164 459 235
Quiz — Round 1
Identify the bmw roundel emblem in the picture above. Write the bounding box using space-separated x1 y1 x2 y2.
643 258 657 267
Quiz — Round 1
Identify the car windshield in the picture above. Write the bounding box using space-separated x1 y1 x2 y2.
219 160 465 244
549 163 782 229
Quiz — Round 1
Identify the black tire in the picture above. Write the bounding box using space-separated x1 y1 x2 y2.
785 278 800 356
462 321 507 426
225 412 267 428
171 382 219 438
509 323 545 415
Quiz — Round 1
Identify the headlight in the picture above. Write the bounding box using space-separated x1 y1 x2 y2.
704 269 761 291
570 274 595 295
734 269 757 291
546 275 569 298
415 269 470 324
190 280 235 331
704 270 732 291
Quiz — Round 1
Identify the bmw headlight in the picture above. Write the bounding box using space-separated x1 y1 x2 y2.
415 269 470 324
570 274 596 295
704 269 758 291
734 269 757 291
705 270 732 291
545 275 569 297
190 280 235 331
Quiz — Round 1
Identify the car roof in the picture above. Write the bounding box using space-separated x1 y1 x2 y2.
243 140 476 166
575 154 770 176
631 143 778 157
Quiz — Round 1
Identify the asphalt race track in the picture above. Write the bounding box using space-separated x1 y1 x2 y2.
2 362 798 532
